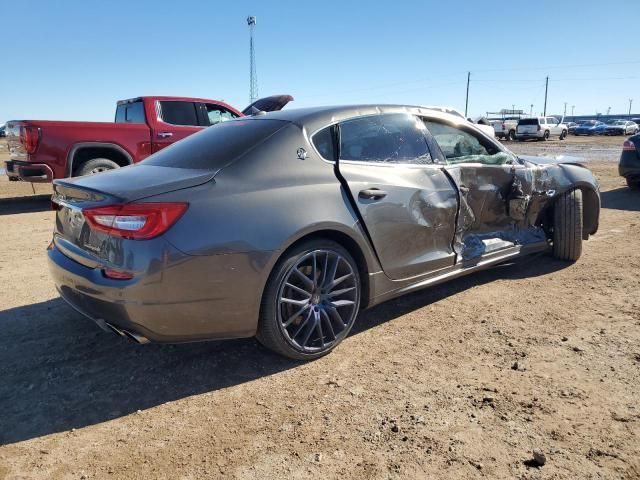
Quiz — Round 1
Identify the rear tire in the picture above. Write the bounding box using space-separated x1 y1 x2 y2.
543 130 550 141
257 239 361 360
75 158 119 177
560 130 567 140
552 189 583 262
627 178 640 190
508 130 516 141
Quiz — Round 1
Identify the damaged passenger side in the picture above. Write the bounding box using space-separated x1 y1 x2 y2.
422 118 549 261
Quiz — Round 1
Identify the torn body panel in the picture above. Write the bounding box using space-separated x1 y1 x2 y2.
444 163 551 261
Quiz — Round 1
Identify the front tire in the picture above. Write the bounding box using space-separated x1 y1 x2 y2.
560 130 567 140
75 158 119 177
553 189 583 262
257 239 361 360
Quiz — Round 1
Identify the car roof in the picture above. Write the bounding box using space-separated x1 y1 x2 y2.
252 104 468 133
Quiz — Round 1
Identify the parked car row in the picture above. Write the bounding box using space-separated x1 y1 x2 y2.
572 119 639 136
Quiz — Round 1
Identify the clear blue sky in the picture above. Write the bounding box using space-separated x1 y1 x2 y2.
1 0 638 124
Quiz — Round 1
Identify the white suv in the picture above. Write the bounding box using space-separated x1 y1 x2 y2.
516 117 568 141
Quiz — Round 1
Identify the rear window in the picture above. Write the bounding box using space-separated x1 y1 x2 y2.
115 101 146 124
518 118 539 126
143 119 288 170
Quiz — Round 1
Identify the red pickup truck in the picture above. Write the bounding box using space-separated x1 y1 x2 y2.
5 95 292 182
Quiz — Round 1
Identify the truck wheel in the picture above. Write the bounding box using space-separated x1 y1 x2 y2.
552 189 583 262
75 158 120 177
543 130 550 141
508 130 516 141
560 130 567 140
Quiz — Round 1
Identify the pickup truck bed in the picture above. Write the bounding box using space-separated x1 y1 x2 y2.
6 95 292 182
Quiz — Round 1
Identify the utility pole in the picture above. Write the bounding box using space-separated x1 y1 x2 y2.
247 16 258 104
629 99 633 118
563 102 567 118
543 76 549 116
512 104 515 114
464 72 470 117
571 105 575 120
607 106 611 116
530 104 533 116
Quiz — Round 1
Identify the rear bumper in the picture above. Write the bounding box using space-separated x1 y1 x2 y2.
5 160 54 182
619 151 640 179
48 241 272 343
515 132 543 139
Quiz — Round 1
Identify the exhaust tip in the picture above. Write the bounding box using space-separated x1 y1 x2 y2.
121 329 150 345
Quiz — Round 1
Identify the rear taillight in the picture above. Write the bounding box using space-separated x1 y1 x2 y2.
20 125 40 154
83 202 188 240
103 268 135 280
623 140 636 151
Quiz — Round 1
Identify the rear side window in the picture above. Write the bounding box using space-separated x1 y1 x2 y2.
143 119 288 170
339 114 432 164
115 101 146 124
312 126 335 160
159 101 199 126
518 118 539 126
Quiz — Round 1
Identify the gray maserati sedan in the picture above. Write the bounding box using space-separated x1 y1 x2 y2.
48 105 600 359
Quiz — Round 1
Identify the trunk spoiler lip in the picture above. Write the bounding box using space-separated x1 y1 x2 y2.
52 165 220 206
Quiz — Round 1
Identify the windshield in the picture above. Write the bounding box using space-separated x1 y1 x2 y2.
144 119 289 169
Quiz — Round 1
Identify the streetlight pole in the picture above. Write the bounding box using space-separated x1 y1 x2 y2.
530 104 533 116
543 76 549 116
563 102 567 119
629 99 633 118
571 105 575 120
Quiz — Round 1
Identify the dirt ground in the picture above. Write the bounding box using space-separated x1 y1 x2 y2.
0 137 638 479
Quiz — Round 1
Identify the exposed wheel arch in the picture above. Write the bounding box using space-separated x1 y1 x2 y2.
67 142 133 177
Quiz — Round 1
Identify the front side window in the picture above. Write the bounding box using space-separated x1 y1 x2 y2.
424 120 514 165
338 114 432 164
547 117 557 125
159 101 199 126
205 104 239 126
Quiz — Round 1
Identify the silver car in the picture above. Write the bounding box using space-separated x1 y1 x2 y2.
49 105 600 360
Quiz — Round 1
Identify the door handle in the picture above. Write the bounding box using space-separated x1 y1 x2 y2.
157 132 174 138
359 188 387 200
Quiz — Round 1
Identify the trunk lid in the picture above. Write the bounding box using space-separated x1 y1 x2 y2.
241 94 294 115
52 164 215 259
